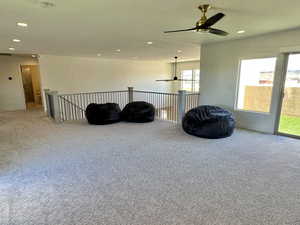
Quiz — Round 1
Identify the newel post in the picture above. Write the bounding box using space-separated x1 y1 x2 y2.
128 87 134 103
43 89 51 116
177 90 187 123
50 91 60 122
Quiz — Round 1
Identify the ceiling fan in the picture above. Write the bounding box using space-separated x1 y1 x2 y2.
156 56 195 82
164 4 228 36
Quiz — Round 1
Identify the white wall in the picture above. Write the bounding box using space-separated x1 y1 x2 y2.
0 55 38 111
171 60 200 92
200 28 300 133
39 55 171 95
176 60 200 71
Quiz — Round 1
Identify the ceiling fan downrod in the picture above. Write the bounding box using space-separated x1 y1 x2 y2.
174 56 178 80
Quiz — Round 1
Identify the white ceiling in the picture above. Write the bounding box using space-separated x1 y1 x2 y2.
1 0 300 62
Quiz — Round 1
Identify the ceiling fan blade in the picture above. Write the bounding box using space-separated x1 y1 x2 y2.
164 27 197 33
208 28 228 36
200 13 225 28
177 79 197 81
156 79 173 82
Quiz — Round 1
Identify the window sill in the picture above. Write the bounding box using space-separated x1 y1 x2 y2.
234 109 271 115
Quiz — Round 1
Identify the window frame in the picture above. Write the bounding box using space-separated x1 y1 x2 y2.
180 69 200 93
234 56 278 114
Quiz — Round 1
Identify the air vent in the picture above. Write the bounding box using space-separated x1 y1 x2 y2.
0 53 12 56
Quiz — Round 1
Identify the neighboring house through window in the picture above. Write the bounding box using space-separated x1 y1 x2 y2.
236 57 277 113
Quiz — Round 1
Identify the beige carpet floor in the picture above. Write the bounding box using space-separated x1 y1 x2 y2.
0 110 300 225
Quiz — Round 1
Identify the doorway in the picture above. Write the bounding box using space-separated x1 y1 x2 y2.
20 65 42 110
277 53 300 137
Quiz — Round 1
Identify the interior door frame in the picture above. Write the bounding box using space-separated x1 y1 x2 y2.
20 65 35 103
274 52 300 139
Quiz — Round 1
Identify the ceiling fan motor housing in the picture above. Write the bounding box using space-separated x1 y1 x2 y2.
197 15 207 26
163 4 228 36
196 4 211 31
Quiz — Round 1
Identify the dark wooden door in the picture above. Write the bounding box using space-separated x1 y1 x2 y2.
21 66 34 103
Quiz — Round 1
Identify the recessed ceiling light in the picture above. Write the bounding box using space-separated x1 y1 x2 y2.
97 53 101 56
177 50 182 53
13 39 21 43
9 47 15 51
237 30 245 34
147 41 153 45
17 22 28 27
116 49 121 52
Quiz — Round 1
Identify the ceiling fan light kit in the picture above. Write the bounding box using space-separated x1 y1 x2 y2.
164 4 228 36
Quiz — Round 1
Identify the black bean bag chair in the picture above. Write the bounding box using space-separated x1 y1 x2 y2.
121 101 155 123
182 105 235 139
85 103 121 125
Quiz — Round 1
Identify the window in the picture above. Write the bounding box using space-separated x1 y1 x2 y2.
181 69 200 92
236 57 277 113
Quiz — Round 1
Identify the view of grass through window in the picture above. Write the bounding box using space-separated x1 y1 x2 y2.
278 54 300 136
